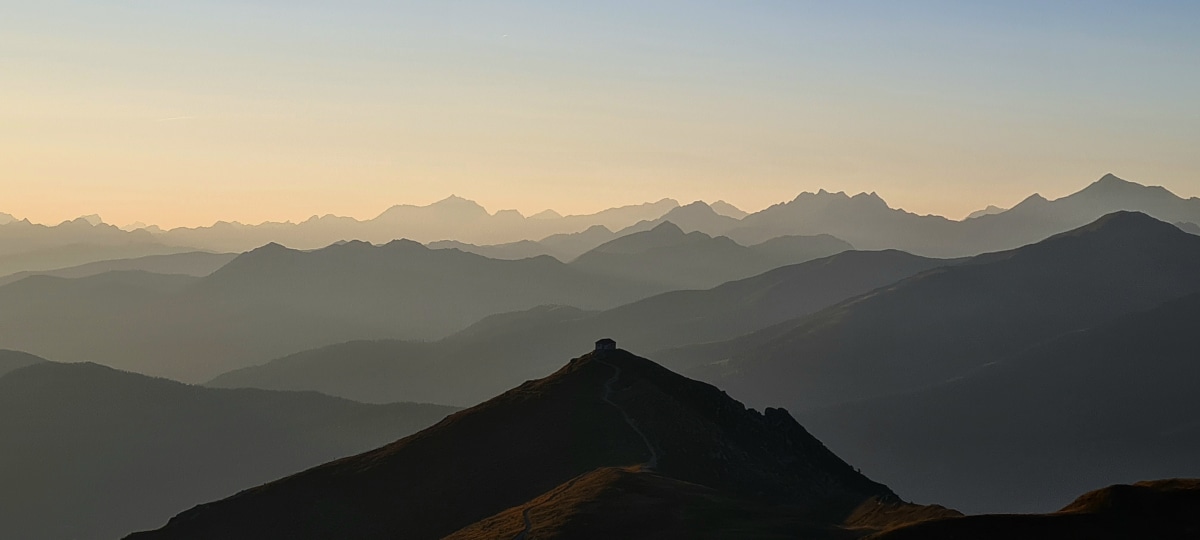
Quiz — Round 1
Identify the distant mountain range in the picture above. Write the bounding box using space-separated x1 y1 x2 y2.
378 174 1200 258
206 249 946 406
0 217 194 276
130 349 953 540
148 196 684 252
0 251 236 287
0 358 456 540
569 221 852 290
965 205 1007 219
671 211 1200 413
714 174 1200 256
3 174 1197 276
0 241 661 382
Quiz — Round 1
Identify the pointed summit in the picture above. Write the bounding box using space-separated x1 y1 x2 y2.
1079 173 1143 194
647 219 686 235
580 221 694 257
128 349 920 540
710 200 748 219
428 195 489 214
1047 210 1183 241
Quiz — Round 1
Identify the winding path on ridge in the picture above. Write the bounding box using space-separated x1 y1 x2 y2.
597 359 659 470
511 358 660 539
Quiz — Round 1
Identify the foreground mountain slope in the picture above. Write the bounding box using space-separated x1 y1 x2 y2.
571 221 852 289
869 480 1200 540
676 211 1200 413
133 349 920 540
446 466 957 540
208 250 945 406
802 292 1200 514
0 361 456 540
0 240 660 381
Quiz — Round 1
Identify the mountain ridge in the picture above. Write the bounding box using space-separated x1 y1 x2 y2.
132 349 926 540
670 211 1200 413
0 360 456 540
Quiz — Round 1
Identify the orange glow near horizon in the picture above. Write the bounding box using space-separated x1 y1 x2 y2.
3 2 1198 228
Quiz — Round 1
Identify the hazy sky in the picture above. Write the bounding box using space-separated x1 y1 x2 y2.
3 1 1198 227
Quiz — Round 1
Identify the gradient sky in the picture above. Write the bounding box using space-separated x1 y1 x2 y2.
3 1 1199 227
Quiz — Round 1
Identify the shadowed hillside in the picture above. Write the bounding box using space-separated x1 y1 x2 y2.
0 240 660 381
0 361 456 540
671 211 1200 413
868 480 1200 540
802 292 1200 514
207 250 945 406
131 349 941 540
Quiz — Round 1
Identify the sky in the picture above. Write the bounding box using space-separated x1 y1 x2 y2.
2 0 1199 227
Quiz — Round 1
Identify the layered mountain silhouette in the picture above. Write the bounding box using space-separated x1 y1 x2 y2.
701 174 1200 257
571 221 852 289
0 349 45 377
723 189 958 254
537 224 621 260
11 174 1196 264
965 205 1007 219
614 200 744 237
0 217 193 276
131 349 951 540
0 240 660 381
0 251 236 287
0 360 456 540
869 480 1200 540
425 239 560 260
422 201 787 265
207 249 946 406
150 197 681 252
1178 221 1200 235
710 199 748 219
670 211 1200 414
801 291 1200 514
